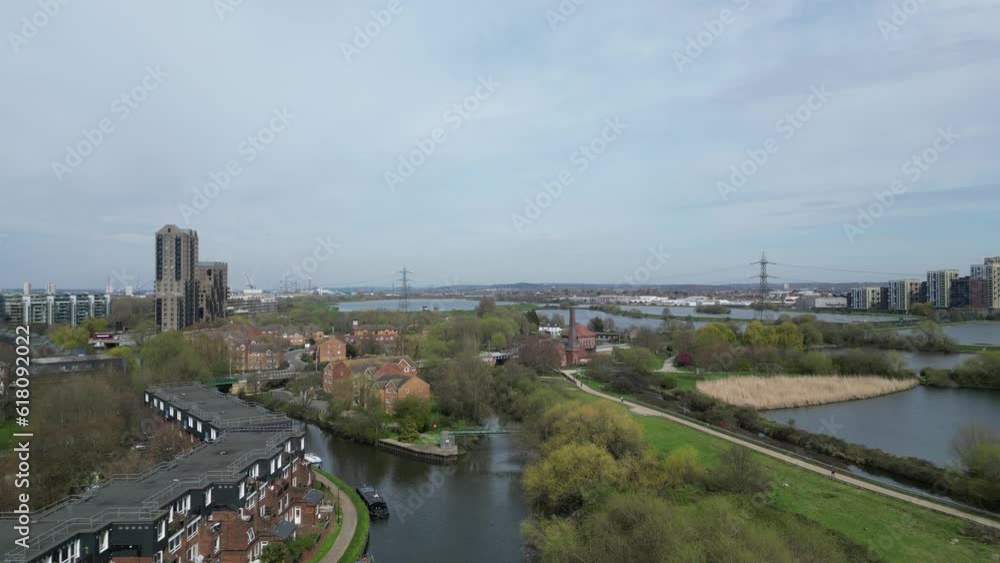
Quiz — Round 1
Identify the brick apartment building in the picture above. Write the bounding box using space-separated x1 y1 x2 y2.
314 336 347 363
0 385 330 563
322 356 426 410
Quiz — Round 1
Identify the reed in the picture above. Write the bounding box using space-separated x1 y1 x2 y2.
696 375 918 410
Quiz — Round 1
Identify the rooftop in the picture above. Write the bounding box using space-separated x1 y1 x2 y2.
147 384 293 430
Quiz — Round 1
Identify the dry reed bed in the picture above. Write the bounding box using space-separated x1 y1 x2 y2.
696 375 918 410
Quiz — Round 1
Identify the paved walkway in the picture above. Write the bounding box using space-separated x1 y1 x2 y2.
561 370 1000 530
314 471 360 563
658 357 681 373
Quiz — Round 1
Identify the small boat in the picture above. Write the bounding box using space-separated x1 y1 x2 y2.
303 453 322 465
355 485 389 520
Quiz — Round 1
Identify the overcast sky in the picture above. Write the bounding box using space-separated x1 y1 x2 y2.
1 0 998 290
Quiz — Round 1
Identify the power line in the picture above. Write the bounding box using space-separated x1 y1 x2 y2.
751 252 771 321
774 263 922 279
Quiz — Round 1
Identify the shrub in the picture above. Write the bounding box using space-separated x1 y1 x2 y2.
708 445 770 494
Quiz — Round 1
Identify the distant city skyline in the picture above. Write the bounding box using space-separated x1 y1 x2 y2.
2 1 998 288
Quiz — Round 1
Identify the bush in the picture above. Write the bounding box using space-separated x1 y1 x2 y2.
398 418 420 443
708 445 770 494
523 443 622 516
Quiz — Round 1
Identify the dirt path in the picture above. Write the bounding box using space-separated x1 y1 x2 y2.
560 370 1000 531
314 471 361 562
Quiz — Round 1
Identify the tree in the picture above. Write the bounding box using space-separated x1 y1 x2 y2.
587 317 605 333
393 397 432 431
50 325 90 351
81 316 109 334
542 402 645 460
523 442 622 516
743 321 777 348
775 321 804 350
952 424 1000 476
476 296 497 317
516 335 562 372
260 542 289 563
399 418 420 442
911 302 934 318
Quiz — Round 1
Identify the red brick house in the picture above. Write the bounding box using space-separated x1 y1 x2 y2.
371 373 431 412
315 335 347 363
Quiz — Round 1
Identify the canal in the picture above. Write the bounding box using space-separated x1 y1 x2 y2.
305 424 528 562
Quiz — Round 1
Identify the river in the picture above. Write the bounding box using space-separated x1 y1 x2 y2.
304 424 528 562
761 386 1000 467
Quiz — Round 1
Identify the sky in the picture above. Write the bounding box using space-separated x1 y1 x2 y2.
1 0 998 290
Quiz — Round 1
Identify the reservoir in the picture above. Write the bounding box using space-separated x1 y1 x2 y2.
332 298 514 312
761 386 1000 467
305 425 528 562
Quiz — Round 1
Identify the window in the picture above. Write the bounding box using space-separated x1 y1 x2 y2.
168 531 182 553
157 519 166 540
186 517 199 539
246 528 256 544
99 530 109 552
153 551 163 563
186 545 198 561
239 481 246 499
246 495 255 509
205 487 213 506
214 537 220 554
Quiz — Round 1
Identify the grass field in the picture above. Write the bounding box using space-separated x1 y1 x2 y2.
635 410 998 562
0 420 15 451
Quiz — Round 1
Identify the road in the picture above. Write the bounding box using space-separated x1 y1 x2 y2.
560 369 1000 531
286 348 308 371
313 471 360 563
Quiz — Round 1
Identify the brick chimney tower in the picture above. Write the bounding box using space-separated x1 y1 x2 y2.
569 307 577 349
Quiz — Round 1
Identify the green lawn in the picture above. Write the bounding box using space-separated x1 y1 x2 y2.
0 420 15 451
636 415 998 562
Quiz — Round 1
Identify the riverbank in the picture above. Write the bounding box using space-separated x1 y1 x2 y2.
696 375 918 410
562 371 1000 562
313 467 368 563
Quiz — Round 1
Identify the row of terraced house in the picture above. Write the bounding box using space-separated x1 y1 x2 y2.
0 385 332 563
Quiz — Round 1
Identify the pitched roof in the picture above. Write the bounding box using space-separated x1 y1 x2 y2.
562 324 596 338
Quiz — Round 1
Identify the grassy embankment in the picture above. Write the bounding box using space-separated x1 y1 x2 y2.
313 467 371 563
696 375 918 410
566 385 999 562
307 499 343 563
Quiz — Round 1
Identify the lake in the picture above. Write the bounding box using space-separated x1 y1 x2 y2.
761 386 1000 467
602 304 910 324
306 424 527 561
898 322 1000 346
332 298 514 312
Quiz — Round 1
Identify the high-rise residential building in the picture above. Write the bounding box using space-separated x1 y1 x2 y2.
927 269 959 309
154 225 199 331
849 286 881 310
971 259 1000 310
195 261 229 323
887 279 919 312
0 285 111 327
949 276 988 310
